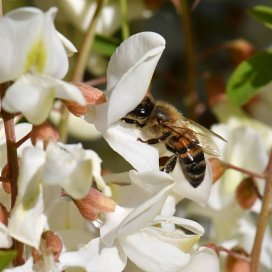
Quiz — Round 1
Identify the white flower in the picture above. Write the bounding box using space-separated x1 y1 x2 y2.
209 117 269 210
183 118 272 271
7 143 104 248
0 7 85 124
85 32 213 205
60 170 219 272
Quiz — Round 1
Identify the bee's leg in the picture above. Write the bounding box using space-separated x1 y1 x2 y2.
122 117 146 128
161 153 178 173
137 132 172 144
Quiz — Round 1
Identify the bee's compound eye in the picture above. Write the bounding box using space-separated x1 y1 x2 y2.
128 102 154 119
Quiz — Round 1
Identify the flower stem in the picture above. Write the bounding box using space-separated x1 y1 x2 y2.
58 0 107 143
15 131 31 148
0 0 2 17
180 0 198 120
225 162 267 180
1 110 18 208
1 84 25 265
251 151 272 272
120 0 129 40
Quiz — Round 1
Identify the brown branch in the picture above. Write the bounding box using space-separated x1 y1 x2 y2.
180 0 198 120
251 150 272 272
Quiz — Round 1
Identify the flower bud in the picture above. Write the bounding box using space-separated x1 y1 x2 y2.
65 82 106 116
30 122 59 145
31 247 42 263
225 39 255 65
204 243 220 256
1 164 11 194
0 203 9 225
209 158 227 183
42 231 63 262
73 188 116 221
236 177 258 209
225 247 250 272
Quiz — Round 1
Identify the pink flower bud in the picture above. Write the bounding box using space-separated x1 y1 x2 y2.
236 178 258 210
73 188 116 221
30 122 59 145
65 82 106 116
209 158 227 183
42 231 63 262
225 247 250 272
0 203 9 225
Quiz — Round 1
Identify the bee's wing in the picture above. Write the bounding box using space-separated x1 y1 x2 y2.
175 118 226 157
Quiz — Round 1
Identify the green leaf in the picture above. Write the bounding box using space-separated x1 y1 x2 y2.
227 50 272 106
93 35 120 57
249 5 272 29
0 251 16 271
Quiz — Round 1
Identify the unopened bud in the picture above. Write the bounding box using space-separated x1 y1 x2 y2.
236 178 258 209
226 247 250 272
204 243 220 257
1 164 11 194
31 247 42 263
225 39 255 65
30 122 59 145
209 158 227 183
73 188 116 221
0 203 8 225
42 231 63 262
65 82 106 116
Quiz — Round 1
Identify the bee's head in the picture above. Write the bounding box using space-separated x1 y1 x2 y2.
124 96 154 122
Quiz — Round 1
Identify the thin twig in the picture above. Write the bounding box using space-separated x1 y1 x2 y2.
15 131 31 148
120 0 129 40
218 246 251 263
180 0 198 120
85 76 107 87
225 162 267 180
251 150 272 272
0 0 3 17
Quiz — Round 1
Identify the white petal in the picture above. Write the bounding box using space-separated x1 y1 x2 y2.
2 74 85 125
171 159 212 206
3 257 34 272
90 32 165 130
8 147 47 248
0 7 43 82
0 223 12 248
2 75 55 125
120 231 191 272
153 216 204 236
56 31 77 57
180 247 220 272
43 143 93 199
40 7 69 78
60 238 127 272
0 7 69 81
100 170 174 246
103 123 160 171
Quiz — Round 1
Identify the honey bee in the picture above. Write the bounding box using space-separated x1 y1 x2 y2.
122 96 225 188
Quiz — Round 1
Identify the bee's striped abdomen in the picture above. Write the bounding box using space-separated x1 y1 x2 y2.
168 134 206 188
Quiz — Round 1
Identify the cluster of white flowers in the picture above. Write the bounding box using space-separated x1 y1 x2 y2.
2 5 271 272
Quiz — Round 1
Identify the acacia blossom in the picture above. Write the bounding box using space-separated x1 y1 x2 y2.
85 31 213 205
0 7 85 124
5 142 105 249
60 170 219 272
184 117 272 271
